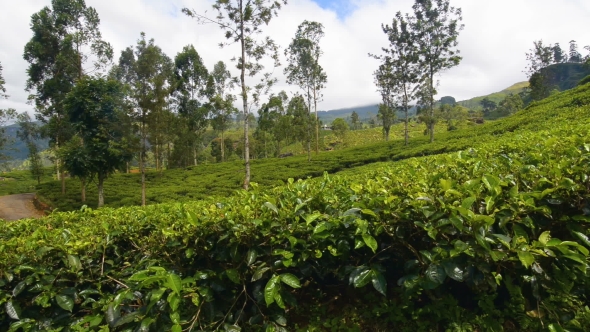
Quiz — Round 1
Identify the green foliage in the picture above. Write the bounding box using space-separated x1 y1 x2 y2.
2 84 590 329
412 0 464 143
0 61 7 99
331 118 348 140
33 83 590 214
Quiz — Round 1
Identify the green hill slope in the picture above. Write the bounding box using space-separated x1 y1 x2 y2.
2 83 590 331
456 81 529 110
35 82 590 212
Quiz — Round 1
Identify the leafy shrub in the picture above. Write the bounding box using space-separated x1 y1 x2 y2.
1 116 590 330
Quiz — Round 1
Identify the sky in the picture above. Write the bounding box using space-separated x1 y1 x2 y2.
0 0 589 116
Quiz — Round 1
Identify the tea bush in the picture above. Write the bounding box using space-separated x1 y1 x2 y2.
36 83 590 212
1 84 590 331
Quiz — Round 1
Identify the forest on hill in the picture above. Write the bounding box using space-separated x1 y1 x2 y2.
1 0 590 330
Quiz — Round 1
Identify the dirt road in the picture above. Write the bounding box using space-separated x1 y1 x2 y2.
0 193 44 221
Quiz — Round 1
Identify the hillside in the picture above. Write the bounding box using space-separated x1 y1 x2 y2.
1 83 590 331
0 122 49 161
457 81 529 110
32 82 590 212
539 62 590 90
319 81 530 123
317 104 418 123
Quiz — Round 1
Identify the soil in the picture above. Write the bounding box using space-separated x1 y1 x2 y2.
0 193 45 221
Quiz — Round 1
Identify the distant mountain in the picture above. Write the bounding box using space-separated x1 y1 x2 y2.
456 81 529 111
0 123 49 161
317 104 418 123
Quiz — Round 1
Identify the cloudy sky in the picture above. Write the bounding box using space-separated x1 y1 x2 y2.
1 0 589 115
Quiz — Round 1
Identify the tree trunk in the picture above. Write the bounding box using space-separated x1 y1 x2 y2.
314 89 319 155
141 123 146 207
403 85 409 146
61 171 66 195
240 0 250 190
97 174 105 208
429 71 435 143
193 146 198 166
126 162 129 174
156 137 160 171
221 131 225 162
81 178 86 203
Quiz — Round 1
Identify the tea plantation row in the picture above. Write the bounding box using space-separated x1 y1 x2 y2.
1 85 590 330
36 83 590 212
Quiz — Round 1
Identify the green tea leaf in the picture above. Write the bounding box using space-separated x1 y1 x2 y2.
279 273 301 289
264 276 279 306
461 196 476 210
362 233 378 253
106 303 119 327
56 294 74 312
5 301 21 320
68 254 82 271
371 270 387 296
263 202 278 214
425 264 446 285
246 249 258 266
12 281 26 297
353 268 372 288
538 231 551 245
226 269 241 284
166 273 182 295
492 234 512 249
304 213 321 225
518 251 535 268
442 261 464 282
168 292 180 311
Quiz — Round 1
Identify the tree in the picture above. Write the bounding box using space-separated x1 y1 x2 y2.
412 0 463 143
568 40 582 63
350 111 361 130
183 0 287 190
440 96 456 105
210 61 237 163
63 77 133 207
332 118 348 140
23 0 113 194
437 103 467 130
288 95 313 160
497 93 524 116
116 33 172 206
284 20 327 155
173 45 210 167
371 11 420 145
480 97 497 116
524 40 559 102
256 91 288 157
377 103 396 141
552 43 566 63
524 40 553 78
17 113 44 185
0 63 17 163
0 61 7 99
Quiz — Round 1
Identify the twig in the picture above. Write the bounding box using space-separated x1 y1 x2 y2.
105 275 129 289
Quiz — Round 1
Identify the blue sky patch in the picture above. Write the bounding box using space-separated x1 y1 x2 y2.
311 0 355 19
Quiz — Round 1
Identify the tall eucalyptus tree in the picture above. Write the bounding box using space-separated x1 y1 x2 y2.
284 21 327 155
183 0 287 190
23 0 112 193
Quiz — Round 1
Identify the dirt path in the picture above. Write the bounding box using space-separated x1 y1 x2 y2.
0 193 44 221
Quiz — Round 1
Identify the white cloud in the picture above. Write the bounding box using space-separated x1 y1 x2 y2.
1 0 589 116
